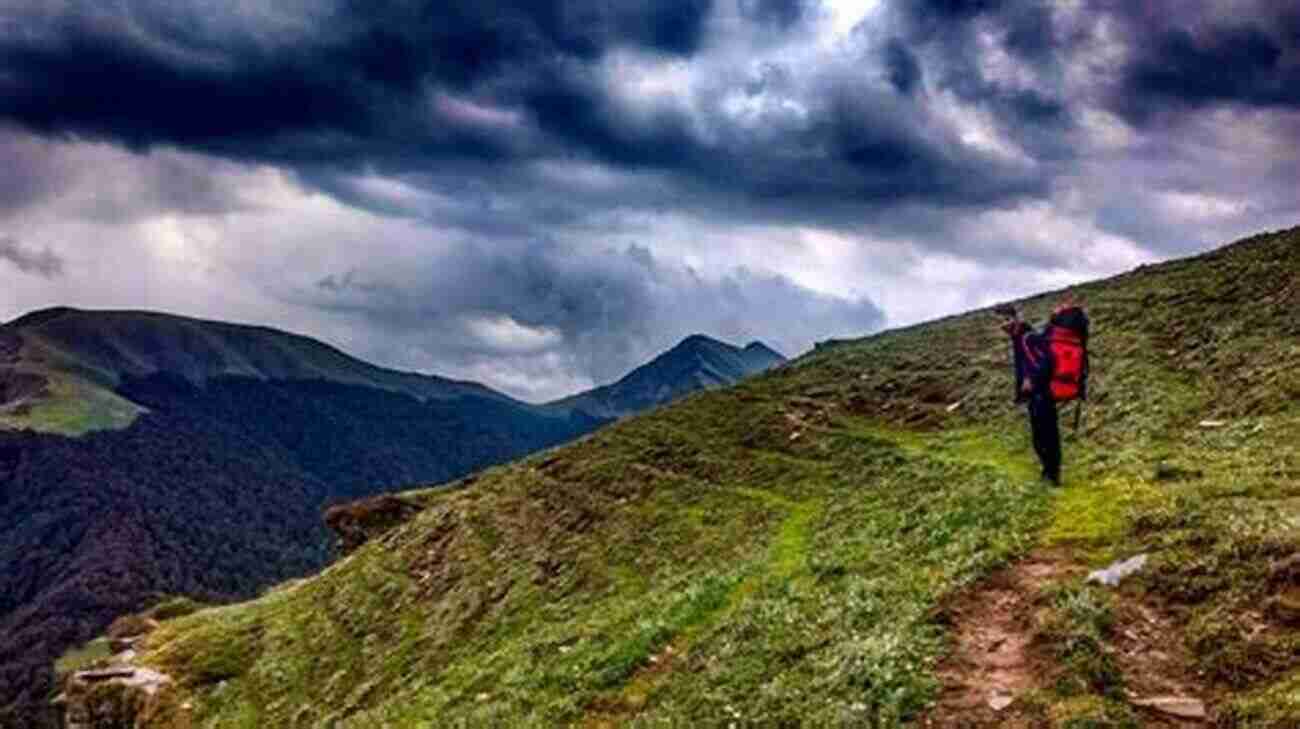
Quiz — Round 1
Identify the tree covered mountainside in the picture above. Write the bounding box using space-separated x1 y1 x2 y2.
0 308 783 727
66 227 1299 727
0 375 599 728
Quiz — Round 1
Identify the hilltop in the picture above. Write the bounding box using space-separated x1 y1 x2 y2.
53 227 1300 727
548 335 786 418
0 308 781 726
0 307 514 436
0 308 786 435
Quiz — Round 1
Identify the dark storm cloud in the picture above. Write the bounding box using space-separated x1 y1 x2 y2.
0 0 1065 219
878 0 1075 167
0 0 713 162
2 0 1293 226
1001 3 1055 60
739 0 806 29
882 39 922 95
1109 7 1300 123
522 69 700 170
891 0 1005 45
889 0 1061 93
302 239 882 387
0 130 73 217
890 0 1300 122
520 62 1047 211
0 236 64 278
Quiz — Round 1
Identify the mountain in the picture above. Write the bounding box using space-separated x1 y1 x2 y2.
0 307 514 436
59 227 1300 728
547 335 786 418
0 309 786 726
0 313 605 727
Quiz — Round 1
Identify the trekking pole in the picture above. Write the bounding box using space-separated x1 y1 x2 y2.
1074 349 1099 436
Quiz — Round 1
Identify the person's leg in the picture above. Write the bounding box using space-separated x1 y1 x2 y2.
1030 393 1062 484
1028 403 1047 473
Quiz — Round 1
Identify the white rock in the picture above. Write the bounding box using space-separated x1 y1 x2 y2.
1132 696 1207 719
1087 554 1148 587
988 693 1014 711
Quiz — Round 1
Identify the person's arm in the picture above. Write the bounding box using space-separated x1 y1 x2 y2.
1025 329 1057 392
999 312 1031 402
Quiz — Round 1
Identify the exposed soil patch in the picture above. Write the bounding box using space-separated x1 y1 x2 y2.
924 548 1218 728
323 494 425 554
924 550 1080 728
1110 597 1215 727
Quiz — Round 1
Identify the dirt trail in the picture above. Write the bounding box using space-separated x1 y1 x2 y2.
923 550 1078 728
923 548 1216 728
1110 597 1216 728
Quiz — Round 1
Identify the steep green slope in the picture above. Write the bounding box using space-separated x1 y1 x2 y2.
82 227 1300 727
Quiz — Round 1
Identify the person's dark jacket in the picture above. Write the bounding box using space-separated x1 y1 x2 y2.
1004 320 1053 403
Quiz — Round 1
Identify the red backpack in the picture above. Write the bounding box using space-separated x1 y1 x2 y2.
1046 307 1089 403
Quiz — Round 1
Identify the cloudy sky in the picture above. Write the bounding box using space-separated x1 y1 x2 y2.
1 0 1297 401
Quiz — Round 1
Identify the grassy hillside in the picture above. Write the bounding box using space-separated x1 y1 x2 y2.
71 227 1300 728
0 308 516 436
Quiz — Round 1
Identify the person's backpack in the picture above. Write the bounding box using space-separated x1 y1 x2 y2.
1045 307 1089 403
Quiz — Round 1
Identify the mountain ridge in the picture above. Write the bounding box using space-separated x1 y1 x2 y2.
1 306 787 435
546 333 786 418
2 307 515 427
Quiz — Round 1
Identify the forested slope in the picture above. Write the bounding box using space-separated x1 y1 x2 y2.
0 375 598 727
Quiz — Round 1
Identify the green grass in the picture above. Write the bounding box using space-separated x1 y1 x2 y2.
1048 695 1139 729
54 638 112 676
1044 475 1164 563
116 226 1300 727
0 370 142 435
1035 582 1123 698
1223 670 1300 729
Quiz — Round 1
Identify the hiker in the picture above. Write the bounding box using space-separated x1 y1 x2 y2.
995 297 1090 485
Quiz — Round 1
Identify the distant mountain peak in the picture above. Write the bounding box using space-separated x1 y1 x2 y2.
671 333 727 352
548 333 787 419
6 305 79 328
